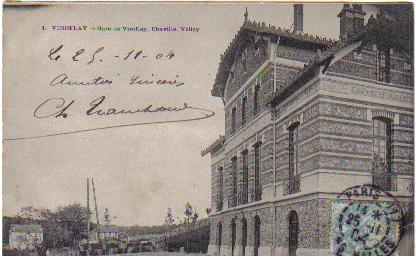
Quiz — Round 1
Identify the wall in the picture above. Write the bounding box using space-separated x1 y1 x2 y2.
224 38 269 102
9 232 43 250
209 23 414 256
328 44 413 88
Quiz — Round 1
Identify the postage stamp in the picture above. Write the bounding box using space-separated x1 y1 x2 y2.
331 184 404 256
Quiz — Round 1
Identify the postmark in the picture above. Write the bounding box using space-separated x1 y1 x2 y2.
331 184 404 256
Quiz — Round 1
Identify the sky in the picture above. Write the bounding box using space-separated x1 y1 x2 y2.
3 3 378 226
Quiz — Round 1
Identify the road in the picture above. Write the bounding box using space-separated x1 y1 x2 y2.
113 253 206 256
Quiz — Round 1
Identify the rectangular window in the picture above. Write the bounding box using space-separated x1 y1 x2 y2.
217 167 223 211
353 51 363 61
376 48 391 83
254 143 262 201
372 117 392 190
241 151 249 205
242 48 248 72
288 123 300 194
231 107 236 134
404 63 412 70
373 118 391 165
241 97 247 126
253 81 260 116
229 157 238 208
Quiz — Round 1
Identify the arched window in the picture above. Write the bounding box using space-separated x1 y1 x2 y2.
231 218 236 256
241 217 248 256
289 211 299 256
218 223 222 253
288 122 300 194
254 215 261 256
372 117 392 190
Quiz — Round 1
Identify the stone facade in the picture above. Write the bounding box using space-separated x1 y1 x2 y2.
204 5 414 256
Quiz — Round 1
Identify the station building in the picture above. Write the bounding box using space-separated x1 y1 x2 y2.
202 4 414 256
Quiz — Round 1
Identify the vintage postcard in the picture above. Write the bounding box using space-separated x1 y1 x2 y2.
2 2 414 256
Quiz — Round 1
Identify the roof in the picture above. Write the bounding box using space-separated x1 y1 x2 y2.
201 135 225 156
270 12 413 108
104 239 123 244
214 4 413 102
212 19 337 98
118 232 129 237
132 233 165 240
10 224 43 233
94 225 120 233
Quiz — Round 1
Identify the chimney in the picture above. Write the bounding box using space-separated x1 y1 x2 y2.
337 4 366 41
294 4 303 33
352 4 363 12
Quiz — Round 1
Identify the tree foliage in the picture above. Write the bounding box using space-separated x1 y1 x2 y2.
55 203 89 244
178 202 198 224
7 203 89 254
164 208 175 225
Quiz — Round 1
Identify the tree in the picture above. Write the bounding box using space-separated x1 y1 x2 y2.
192 210 199 223
164 208 175 225
13 203 88 255
55 203 89 245
184 202 193 224
18 206 50 221
179 202 199 224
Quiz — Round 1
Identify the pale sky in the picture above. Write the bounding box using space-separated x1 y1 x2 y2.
3 3 377 226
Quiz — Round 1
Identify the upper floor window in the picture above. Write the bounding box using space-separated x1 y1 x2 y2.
255 47 261 56
241 97 247 126
376 48 391 83
373 117 392 166
253 81 260 116
240 150 249 205
288 122 300 194
229 157 238 208
231 107 236 134
230 65 237 83
372 117 393 190
232 157 238 195
217 167 223 211
242 48 248 73
254 143 262 201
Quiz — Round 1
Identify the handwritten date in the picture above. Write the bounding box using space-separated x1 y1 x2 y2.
49 45 175 65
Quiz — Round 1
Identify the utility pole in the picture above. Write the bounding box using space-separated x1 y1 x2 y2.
86 178 91 256
92 178 100 239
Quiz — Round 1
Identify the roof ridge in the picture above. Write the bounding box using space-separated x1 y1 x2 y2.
213 19 339 96
243 19 337 45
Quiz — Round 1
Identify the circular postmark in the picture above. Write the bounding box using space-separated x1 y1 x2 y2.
332 184 404 256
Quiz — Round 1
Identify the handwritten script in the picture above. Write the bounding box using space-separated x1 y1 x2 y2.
4 44 215 141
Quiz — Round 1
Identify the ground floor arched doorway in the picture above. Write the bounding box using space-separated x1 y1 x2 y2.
289 211 299 256
254 215 261 256
242 217 247 256
231 218 236 256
